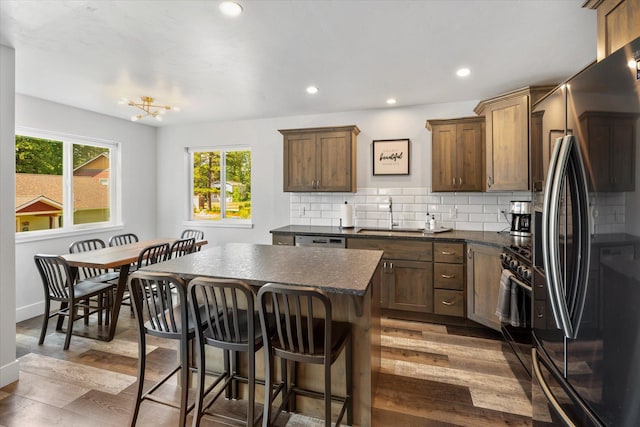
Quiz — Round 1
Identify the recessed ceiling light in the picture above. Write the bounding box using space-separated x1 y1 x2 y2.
386 98 397 105
306 86 318 94
219 1 243 17
456 67 471 77
628 59 638 69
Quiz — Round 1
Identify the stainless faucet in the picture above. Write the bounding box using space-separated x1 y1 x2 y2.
388 197 399 230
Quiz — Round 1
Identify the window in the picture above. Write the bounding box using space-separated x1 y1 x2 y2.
15 128 118 234
190 148 251 224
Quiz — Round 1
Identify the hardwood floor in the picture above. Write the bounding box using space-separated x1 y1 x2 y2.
1 311 531 426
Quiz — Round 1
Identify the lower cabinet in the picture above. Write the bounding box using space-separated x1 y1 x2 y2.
348 238 433 313
384 259 433 312
272 234 294 246
433 242 466 317
466 243 503 331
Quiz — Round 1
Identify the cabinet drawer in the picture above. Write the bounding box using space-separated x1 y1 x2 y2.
434 263 464 290
434 242 464 263
434 289 465 317
348 238 433 262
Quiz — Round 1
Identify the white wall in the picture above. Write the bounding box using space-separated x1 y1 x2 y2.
0 44 18 387
14 95 157 321
155 100 521 242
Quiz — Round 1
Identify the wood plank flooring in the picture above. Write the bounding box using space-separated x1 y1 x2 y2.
1 311 531 426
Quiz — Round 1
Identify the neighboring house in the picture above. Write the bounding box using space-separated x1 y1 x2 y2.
15 154 110 232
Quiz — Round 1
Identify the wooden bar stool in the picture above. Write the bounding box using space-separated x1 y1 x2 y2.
257 283 352 427
187 277 268 427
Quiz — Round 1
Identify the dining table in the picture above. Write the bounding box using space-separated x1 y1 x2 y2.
61 237 207 341
141 242 383 426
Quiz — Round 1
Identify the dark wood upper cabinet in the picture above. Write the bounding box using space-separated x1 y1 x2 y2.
474 86 555 192
426 117 485 192
280 125 360 192
584 0 640 61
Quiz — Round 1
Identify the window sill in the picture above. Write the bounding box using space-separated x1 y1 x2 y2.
182 220 253 229
15 224 124 244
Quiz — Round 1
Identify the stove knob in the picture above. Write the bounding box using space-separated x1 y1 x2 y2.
522 268 532 280
517 265 524 275
510 259 519 269
500 252 508 261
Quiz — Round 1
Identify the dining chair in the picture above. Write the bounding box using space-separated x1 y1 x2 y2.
187 277 274 427
68 238 119 325
136 242 170 269
108 232 139 247
181 229 204 251
257 283 352 427
169 237 196 259
34 254 116 350
127 271 196 427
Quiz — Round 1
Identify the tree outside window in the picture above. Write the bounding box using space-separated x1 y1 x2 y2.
191 149 251 221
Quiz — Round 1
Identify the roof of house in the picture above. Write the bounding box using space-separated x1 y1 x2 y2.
16 173 109 211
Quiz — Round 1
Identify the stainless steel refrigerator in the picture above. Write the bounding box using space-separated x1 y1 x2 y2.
531 36 640 426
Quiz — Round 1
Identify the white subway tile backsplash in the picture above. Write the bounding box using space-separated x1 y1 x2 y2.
289 188 623 232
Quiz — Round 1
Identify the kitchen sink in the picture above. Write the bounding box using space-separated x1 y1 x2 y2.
356 228 426 236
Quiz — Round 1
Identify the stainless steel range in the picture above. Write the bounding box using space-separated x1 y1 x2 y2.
499 243 532 377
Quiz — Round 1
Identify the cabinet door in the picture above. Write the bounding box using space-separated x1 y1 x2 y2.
272 234 294 246
466 243 502 331
431 124 457 192
457 122 484 191
611 117 636 191
485 95 529 191
317 131 353 191
386 259 433 313
592 0 640 61
283 133 317 191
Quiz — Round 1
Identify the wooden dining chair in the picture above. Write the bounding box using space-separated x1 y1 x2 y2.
108 233 139 247
257 283 352 427
34 254 116 350
127 271 196 427
169 237 196 259
69 238 119 325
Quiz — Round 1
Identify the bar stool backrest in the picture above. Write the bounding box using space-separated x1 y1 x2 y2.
188 278 256 351
128 271 188 339
258 283 331 361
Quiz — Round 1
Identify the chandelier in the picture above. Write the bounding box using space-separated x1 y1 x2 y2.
121 96 179 122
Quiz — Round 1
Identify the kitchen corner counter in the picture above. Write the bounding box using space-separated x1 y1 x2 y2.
270 224 527 249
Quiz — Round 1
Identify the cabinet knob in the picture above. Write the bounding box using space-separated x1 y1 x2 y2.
441 274 455 279
441 251 455 255
467 248 472 259
458 177 462 186
452 177 456 187
441 299 455 306
487 176 493 188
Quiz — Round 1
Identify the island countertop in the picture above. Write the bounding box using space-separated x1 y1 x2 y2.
142 242 383 296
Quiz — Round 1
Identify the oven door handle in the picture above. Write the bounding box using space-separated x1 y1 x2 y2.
510 275 532 294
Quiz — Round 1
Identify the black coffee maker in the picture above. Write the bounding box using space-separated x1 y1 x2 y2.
510 201 531 237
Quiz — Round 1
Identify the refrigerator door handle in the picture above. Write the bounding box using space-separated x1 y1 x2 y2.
542 135 564 329
565 136 591 338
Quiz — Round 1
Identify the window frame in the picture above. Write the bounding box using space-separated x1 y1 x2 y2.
186 146 253 228
15 126 121 242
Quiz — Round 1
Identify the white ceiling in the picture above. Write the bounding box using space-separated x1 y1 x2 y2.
0 0 597 127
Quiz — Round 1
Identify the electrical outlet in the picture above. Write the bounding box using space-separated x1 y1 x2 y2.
449 206 457 219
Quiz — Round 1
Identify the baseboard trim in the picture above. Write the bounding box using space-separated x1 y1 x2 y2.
16 301 45 323
0 359 20 388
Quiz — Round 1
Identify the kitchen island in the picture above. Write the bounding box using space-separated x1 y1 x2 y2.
142 242 383 426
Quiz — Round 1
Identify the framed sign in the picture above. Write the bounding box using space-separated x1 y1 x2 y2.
372 138 410 176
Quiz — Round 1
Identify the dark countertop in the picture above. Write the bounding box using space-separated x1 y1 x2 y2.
270 225 528 249
142 242 383 296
